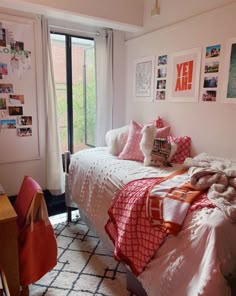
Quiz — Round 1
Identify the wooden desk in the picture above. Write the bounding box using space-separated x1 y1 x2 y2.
0 194 20 296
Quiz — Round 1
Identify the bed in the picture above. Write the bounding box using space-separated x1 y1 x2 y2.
65 146 236 296
65 120 236 295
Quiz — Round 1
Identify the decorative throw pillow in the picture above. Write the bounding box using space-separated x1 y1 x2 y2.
105 125 129 156
118 120 170 162
155 116 164 128
167 136 191 164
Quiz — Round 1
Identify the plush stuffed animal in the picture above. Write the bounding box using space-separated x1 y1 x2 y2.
140 124 157 166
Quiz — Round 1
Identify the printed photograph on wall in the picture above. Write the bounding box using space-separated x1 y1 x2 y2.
222 37 236 103
17 127 32 137
8 106 23 116
134 56 154 101
167 48 201 102
18 115 32 126
200 44 221 102
205 44 221 58
0 119 16 129
155 54 168 101
0 97 6 109
9 94 24 104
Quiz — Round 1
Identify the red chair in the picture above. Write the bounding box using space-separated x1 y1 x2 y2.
14 176 57 296
0 265 10 296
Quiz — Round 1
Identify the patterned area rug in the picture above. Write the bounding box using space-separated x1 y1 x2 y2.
30 219 130 295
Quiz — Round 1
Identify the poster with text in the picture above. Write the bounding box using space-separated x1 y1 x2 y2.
167 48 201 102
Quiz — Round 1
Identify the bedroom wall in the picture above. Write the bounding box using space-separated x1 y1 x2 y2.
0 0 144 32
125 1 236 160
126 0 235 39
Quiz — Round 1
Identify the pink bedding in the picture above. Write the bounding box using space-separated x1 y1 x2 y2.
105 169 214 276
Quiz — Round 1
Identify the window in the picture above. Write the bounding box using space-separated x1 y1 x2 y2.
50 32 96 154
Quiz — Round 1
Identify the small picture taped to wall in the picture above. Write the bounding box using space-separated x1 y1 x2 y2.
8 106 23 116
205 44 221 58
157 79 166 90
204 61 219 74
0 63 8 78
17 127 32 137
157 55 168 66
157 67 167 78
9 94 24 105
10 40 24 51
0 119 16 129
0 83 13 93
203 76 218 88
201 90 217 102
0 110 7 119
18 116 32 126
0 28 6 47
156 91 166 101
0 97 6 109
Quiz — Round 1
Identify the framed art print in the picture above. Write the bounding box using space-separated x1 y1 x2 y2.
134 56 154 101
222 37 236 103
167 47 202 102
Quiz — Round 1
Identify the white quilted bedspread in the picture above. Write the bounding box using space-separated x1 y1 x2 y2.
68 147 236 296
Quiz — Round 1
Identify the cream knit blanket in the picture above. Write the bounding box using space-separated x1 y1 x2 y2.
184 153 236 223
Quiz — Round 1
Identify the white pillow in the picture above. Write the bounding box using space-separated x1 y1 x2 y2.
105 125 129 156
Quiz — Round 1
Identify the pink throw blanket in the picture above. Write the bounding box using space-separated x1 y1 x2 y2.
105 173 214 276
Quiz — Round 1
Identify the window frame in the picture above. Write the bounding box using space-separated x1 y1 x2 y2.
50 31 95 154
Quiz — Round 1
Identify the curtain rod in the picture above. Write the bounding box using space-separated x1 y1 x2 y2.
50 24 100 37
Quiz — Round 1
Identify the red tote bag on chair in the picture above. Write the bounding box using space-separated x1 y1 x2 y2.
18 195 58 286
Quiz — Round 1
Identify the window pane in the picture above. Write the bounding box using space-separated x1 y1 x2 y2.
71 37 95 152
50 34 68 153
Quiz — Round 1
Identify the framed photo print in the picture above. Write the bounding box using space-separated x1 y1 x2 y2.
167 47 202 102
199 44 221 103
134 56 154 101
155 54 168 102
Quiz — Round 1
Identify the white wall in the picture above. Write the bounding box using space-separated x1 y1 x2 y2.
0 0 144 32
125 2 236 160
126 0 235 39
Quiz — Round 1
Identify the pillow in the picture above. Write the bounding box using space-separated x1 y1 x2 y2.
155 116 164 128
167 136 191 164
118 120 170 162
105 125 129 156
106 117 165 157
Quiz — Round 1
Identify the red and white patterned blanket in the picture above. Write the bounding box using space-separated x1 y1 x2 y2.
105 171 214 276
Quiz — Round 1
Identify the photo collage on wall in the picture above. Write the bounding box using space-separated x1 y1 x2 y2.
200 44 221 102
0 21 33 136
155 54 168 101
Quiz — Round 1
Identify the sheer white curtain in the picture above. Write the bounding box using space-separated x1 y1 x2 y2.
95 29 113 146
41 16 64 195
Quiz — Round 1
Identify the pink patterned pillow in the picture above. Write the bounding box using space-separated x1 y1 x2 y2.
167 136 191 163
118 120 170 162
